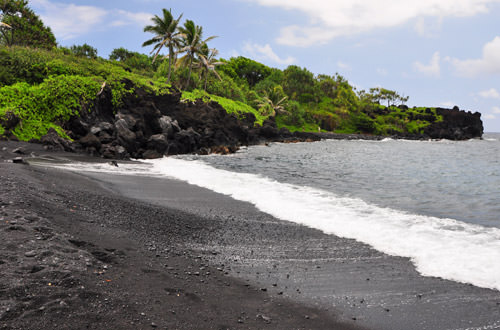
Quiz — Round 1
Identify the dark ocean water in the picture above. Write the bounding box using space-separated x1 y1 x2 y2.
192 133 500 229
45 133 500 290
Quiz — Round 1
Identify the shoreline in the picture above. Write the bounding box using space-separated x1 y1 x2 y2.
2 142 500 329
0 142 364 330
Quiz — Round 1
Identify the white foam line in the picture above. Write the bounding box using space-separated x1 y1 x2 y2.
142 157 500 291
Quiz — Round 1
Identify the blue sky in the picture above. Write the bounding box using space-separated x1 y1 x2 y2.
29 0 500 132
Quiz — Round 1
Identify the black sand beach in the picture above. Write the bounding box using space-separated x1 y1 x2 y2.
1 142 500 330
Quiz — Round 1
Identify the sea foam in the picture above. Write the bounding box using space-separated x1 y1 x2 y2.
41 157 500 291
143 157 500 291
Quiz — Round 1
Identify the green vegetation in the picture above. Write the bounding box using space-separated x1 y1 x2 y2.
181 89 267 125
0 45 172 140
0 75 101 140
142 8 183 83
0 2 443 142
0 0 56 49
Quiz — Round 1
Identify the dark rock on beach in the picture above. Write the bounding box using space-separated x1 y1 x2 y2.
38 128 75 152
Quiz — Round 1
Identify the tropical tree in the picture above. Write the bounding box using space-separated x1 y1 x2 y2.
177 19 217 89
257 85 289 117
197 45 224 91
282 65 315 100
0 0 56 48
368 87 409 107
222 56 272 87
142 8 183 83
109 47 157 71
70 43 98 59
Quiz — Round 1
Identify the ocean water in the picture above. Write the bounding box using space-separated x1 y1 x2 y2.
43 133 500 291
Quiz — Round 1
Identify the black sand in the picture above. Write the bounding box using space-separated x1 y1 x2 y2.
1 141 500 329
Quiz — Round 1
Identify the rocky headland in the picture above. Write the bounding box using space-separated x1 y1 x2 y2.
1 80 484 160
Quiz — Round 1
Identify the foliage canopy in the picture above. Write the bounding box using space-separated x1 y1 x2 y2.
0 5 442 141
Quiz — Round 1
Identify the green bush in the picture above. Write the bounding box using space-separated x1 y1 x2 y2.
280 100 305 126
0 75 101 140
203 72 246 102
351 112 375 133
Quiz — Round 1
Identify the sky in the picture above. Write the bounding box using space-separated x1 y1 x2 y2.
28 0 500 132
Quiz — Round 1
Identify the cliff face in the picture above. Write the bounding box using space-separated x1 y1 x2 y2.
423 107 483 140
35 85 483 159
57 83 301 159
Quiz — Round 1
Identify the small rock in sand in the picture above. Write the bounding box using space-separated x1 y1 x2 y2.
25 250 37 258
12 157 27 164
12 147 27 154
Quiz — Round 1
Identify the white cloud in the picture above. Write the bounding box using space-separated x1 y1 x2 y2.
478 88 500 99
414 52 441 77
450 36 500 77
31 0 107 39
484 114 496 119
111 10 152 27
30 0 152 40
249 0 500 47
242 42 295 65
276 25 341 46
492 106 500 114
414 16 443 37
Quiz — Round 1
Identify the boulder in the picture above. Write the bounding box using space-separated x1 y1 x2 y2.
0 111 20 130
90 122 114 135
79 133 101 150
172 128 201 154
40 128 74 152
142 149 163 159
259 124 280 139
115 114 137 131
158 116 181 137
147 134 169 153
115 119 137 152
101 145 128 159
97 131 113 144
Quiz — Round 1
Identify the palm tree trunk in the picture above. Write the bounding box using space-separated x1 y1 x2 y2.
186 54 193 89
204 71 208 91
167 46 173 83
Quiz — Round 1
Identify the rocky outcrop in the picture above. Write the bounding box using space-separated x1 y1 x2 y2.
423 107 483 140
38 128 75 152
59 80 310 159
43 82 481 159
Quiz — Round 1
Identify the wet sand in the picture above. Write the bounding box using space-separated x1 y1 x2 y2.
1 141 500 329
88 171 500 330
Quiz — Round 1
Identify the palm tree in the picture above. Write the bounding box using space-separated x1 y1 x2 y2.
142 8 183 83
197 46 224 91
178 19 217 89
0 22 11 28
257 86 289 117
